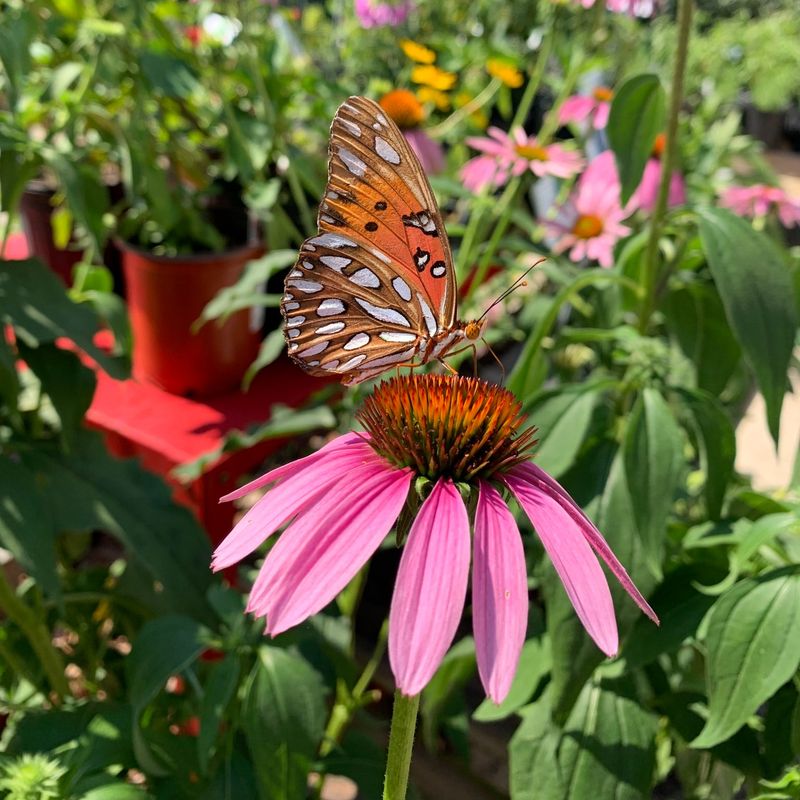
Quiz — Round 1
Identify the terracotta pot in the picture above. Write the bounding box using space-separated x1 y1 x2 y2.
119 241 264 397
19 180 124 290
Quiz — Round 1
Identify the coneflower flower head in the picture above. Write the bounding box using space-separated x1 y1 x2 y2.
212 374 658 702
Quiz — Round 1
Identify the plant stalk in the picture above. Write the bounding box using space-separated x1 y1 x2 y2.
638 0 693 333
382 690 420 800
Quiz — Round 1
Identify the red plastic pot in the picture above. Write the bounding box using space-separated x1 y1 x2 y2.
19 180 125 290
120 241 263 397
19 181 83 285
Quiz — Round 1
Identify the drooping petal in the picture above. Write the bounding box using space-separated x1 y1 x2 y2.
593 101 611 130
509 462 658 625
212 442 379 570
389 480 471 696
250 463 412 634
403 129 444 174
473 482 529 703
558 95 596 124
504 470 619 656
219 432 367 502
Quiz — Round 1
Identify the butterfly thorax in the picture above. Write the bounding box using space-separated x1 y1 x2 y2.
417 319 483 364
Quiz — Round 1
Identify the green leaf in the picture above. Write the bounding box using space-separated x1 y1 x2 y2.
0 457 59 599
197 654 240 775
18 344 96 443
243 328 284 388
0 148 40 217
621 566 717 668
49 158 109 254
0 332 20 406
665 281 742 397
525 383 610 479
199 251 295 324
241 646 326 800
623 388 683 573
697 207 798 443
0 258 127 379
678 388 736 519
510 680 657 800
693 567 800 748
0 9 36 108
19 429 212 621
558 679 658 800
51 206 73 250
421 636 476 751
509 694 565 800
473 636 551 722
127 615 206 775
138 50 200 98
607 74 666 205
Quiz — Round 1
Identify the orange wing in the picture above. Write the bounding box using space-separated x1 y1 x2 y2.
281 96 458 384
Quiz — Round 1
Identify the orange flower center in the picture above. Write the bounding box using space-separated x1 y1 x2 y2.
592 86 614 103
379 89 425 130
357 374 537 482
652 132 666 159
515 143 550 162
573 214 604 239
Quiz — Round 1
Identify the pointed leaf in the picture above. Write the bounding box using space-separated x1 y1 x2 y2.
697 207 797 443
607 74 666 205
693 567 800 748
623 388 683 572
241 646 327 800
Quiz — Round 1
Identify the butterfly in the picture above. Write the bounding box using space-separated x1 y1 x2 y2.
281 95 482 386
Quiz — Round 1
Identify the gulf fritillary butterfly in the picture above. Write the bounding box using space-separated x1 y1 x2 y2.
281 95 482 385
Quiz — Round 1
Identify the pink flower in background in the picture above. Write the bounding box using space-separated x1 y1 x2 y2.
403 128 444 174
212 375 658 701
546 151 631 267
720 184 800 227
577 0 659 15
559 87 614 130
633 159 687 212
354 0 414 28
461 127 584 192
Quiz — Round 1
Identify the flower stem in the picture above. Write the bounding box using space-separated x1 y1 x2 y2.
0 568 68 700
382 690 420 800
638 0 693 334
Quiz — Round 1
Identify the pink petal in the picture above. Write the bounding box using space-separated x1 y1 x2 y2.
403 129 444 174
593 102 611 130
219 432 366 502
250 462 412 633
389 480 471 696
559 95 595 124
510 463 658 625
465 136 509 157
473 482 529 703
504 470 619 656
461 156 508 193
212 442 379 570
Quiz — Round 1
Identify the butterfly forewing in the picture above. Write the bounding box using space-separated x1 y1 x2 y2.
281 96 459 384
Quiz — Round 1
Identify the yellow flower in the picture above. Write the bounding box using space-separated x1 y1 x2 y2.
400 39 436 64
416 86 450 111
379 89 426 129
411 65 457 91
487 58 524 88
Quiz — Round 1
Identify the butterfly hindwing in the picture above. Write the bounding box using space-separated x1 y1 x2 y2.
281 96 459 384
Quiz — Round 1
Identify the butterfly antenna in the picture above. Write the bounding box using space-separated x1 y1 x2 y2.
476 258 547 323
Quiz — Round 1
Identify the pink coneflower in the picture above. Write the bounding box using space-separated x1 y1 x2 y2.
720 184 800 228
632 134 687 213
461 127 584 192
559 86 614 131
378 89 444 174
546 151 631 268
576 0 659 15
212 374 657 702
354 0 414 28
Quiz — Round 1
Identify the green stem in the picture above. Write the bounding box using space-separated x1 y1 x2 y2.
382 691 420 800
638 0 692 334
0 569 68 700
285 163 315 238
427 79 502 139
511 30 554 131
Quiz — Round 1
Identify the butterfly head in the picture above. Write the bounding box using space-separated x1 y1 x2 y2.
464 320 484 341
